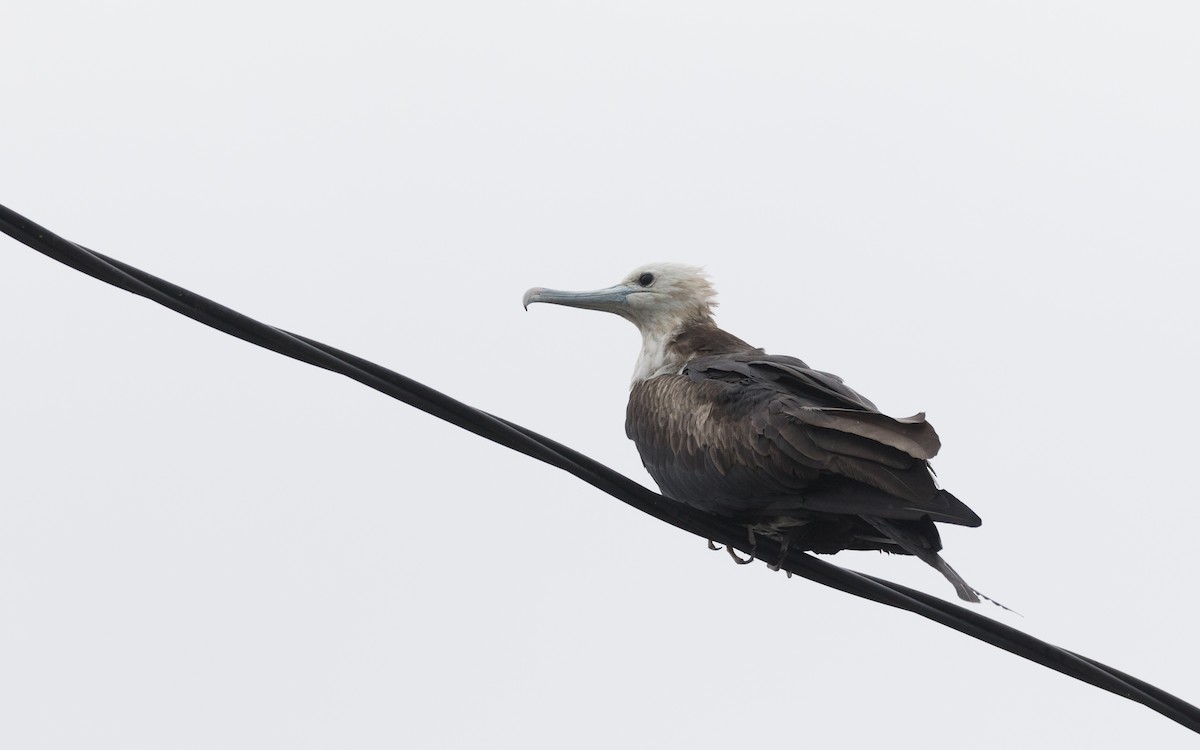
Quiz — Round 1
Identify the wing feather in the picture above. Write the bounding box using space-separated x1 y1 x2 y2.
789 407 940 460
626 353 979 526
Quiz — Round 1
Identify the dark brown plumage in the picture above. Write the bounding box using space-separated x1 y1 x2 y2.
524 263 982 602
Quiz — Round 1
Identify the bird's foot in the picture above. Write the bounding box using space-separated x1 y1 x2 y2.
767 535 792 572
726 545 754 564
724 527 757 564
709 530 756 564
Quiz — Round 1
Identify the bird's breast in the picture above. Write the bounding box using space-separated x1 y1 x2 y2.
626 374 814 516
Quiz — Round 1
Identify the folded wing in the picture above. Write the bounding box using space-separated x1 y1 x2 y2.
626 353 980 527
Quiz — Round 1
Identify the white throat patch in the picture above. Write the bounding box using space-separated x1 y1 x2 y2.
631 323 686 385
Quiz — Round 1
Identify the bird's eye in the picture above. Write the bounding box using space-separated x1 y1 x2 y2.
638 272 655 287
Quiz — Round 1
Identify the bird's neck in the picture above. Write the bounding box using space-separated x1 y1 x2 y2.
631 318 759 385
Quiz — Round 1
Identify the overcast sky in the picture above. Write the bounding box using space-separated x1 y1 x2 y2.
3 2 1199 748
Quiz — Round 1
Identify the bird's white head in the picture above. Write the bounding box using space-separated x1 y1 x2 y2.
523 263 719 383
523 262 717 334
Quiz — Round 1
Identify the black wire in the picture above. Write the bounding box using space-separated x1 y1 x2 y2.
3 201 1198 734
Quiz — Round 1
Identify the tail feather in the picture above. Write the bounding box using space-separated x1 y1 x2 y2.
862 515 980 603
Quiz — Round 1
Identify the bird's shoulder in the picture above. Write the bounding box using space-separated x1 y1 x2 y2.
682 352 879 411
625 352 882 436
627 350 942 472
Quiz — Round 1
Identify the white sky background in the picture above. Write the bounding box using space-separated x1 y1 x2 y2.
2 1 1199 747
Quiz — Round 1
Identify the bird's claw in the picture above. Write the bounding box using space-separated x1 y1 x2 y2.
772 535 791 570
709 530 756 564
726 545 754 564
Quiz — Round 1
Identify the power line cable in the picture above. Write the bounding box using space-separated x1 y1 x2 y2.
2 201 1196 735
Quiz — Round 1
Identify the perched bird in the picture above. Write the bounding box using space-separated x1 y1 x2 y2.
524 263 983 602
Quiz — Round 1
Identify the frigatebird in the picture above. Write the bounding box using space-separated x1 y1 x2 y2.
524 263 983 602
